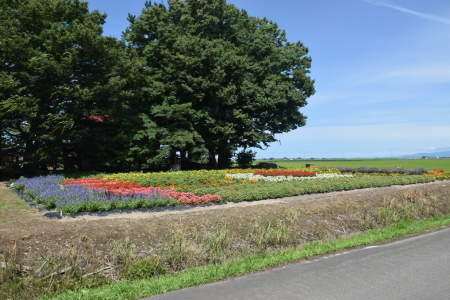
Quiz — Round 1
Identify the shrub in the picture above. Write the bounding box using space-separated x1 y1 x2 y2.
235 150 256 169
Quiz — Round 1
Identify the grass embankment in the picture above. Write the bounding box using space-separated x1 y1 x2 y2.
0 202 9 213
0 182 36 224
269 158 450 171
42 215 450 300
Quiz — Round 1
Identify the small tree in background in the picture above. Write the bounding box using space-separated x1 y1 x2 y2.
235 150 256 169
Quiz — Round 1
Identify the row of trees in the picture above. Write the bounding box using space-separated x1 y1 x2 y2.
1 0 315 174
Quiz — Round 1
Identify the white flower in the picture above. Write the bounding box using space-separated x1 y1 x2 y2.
225 173 353 182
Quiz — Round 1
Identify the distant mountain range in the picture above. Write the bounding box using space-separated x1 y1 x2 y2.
398 151 450 158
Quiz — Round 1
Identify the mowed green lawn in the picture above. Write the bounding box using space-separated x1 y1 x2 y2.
259 159 450 171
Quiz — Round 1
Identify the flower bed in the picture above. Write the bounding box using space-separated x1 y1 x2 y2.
193 175 435 202
10 165 446 214
99 167 341 190
331 166 450 180
100 170 245 190
337 166 427 175
253 170 316 177
227 173 353 182
11 176 222 214
63 178 222 206
63 178 144 190
427 169 450 180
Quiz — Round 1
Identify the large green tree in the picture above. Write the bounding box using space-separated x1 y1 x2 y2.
0 0 141 173
125 0 315 169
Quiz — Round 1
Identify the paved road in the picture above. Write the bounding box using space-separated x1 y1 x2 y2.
144 227 450 300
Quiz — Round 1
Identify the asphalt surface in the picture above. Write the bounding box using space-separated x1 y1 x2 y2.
144 227 450 300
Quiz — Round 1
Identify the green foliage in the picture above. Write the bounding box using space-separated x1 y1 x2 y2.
1 0 315 173
154 198 170 207
194 175 435 202
124 0 315 166
235 149 256 169
0 0 141 173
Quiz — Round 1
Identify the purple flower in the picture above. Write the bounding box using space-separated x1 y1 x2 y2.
13 175 163 214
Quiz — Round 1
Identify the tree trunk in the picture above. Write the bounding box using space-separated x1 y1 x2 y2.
40 162 48 172
23 130 39 174
0 122 3 167
213 156 218 170
217 151 230 169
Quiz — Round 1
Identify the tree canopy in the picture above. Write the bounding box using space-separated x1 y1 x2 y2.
0 0 140 173
125 0 315 168
1 0 315 174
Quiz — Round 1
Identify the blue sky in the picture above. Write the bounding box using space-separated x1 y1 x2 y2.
87 0 450 159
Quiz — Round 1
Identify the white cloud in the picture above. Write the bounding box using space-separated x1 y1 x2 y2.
374 65 450 83
307 90 415 106
281 123 450 141
425 146 436 150
363 0 450 25
349 64 450 85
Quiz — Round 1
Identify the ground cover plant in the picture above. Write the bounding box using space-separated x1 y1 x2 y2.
253 170 317 177
194 175 435 202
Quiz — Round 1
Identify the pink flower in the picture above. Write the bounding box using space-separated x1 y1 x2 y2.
64 178 222 206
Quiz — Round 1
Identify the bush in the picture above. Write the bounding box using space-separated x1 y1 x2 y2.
235 150 256 169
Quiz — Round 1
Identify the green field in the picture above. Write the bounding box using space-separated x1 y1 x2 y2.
258 159 450 171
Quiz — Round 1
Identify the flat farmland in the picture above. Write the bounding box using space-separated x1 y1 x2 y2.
268 159 450 171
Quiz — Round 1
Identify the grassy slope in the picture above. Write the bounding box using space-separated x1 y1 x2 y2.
263 159 450 171
43 215 450 300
